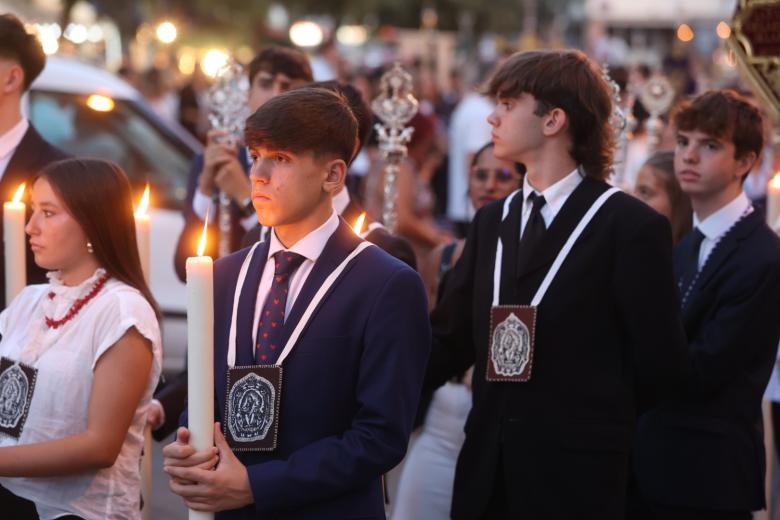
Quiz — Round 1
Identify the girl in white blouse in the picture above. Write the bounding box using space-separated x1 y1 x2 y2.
0 158 162 519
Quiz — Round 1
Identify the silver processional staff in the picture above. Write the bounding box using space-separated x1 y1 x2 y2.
371 62 419 233
206 57 250 258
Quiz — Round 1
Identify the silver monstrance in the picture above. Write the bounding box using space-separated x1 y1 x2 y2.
638 75 675 155
371 63 419 233
206 58 250 258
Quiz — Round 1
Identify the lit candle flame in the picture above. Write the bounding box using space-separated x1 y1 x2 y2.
11 183 25 204
771 172 780 189
353 212 366 235
197 209 209 257
135 184 150 217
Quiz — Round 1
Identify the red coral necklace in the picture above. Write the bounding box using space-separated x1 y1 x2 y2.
45 273 110 329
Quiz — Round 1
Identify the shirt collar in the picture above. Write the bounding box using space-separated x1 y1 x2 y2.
0 118 29 160
268 210 340 263
523 166 583 217
332 188 351 215
693 191 751 240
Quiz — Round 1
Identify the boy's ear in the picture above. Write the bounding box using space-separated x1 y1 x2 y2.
323 159 348 194
735 150 758 181
542 107 568 137
1 64 24 94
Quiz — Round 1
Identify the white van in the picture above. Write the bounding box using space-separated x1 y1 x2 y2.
25 56 202 372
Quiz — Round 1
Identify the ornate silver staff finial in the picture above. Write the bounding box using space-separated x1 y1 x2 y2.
371 62 419 233
638 75 675 155
602 63 629 187
206 57 250 258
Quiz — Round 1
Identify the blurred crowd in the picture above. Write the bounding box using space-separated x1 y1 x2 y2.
121 37 779 286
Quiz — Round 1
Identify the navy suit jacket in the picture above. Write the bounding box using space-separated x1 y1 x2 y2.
633 210 780 511
173 148 251 282
194 218 430 519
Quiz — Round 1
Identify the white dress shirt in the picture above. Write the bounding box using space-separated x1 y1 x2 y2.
251 210 340 344
0 118 29 180
693 192 752 270
520 168 583 238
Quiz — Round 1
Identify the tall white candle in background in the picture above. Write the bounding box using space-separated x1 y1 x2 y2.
135 184 151 283
186 215 214 520
768 173 780 232
4 183 26 304
134 183 152 520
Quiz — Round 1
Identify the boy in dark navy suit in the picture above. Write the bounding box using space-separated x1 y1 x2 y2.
162 86 430 519
631 90 780 519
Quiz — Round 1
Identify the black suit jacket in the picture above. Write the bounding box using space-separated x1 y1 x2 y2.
0 124 68 308
173 149 251 282
425 177 688 519
633 210 780 512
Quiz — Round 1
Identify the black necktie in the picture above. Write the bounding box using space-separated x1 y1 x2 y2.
680 228 705 297
518 192 547 270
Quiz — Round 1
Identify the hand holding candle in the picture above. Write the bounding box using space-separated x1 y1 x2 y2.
185 214 214 520
4 183 26 304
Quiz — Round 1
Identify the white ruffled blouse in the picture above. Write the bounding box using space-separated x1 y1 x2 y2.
0 269 162 520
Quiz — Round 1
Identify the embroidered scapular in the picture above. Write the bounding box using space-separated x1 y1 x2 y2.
0 357 38 439
224 365 282 451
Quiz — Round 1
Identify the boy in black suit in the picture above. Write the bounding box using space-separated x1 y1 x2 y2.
0 14 68 308
631 90 780 520
424 49 688 519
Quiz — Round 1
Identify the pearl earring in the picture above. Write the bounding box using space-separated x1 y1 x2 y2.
87 241 94 254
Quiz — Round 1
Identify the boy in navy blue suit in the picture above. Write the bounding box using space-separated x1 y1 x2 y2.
631 90 780 519
163 87 431 518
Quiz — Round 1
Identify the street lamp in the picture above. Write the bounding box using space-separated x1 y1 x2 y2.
289 21 323 48
201 49 229 78
156 21 177 44
677 24 694 43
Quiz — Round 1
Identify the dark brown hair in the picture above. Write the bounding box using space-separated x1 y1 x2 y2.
672 89 764 160
244 87 358 164
0 14 46 90
248 46 312 84
643 151 692 244
310 80 372 159
37 158 160 318
486 49 615 180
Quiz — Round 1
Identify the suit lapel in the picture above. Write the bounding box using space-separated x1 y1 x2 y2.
279 218 361 349
516 178 608 281
498 190 523 303
235 240 270 365
682 211 761 315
